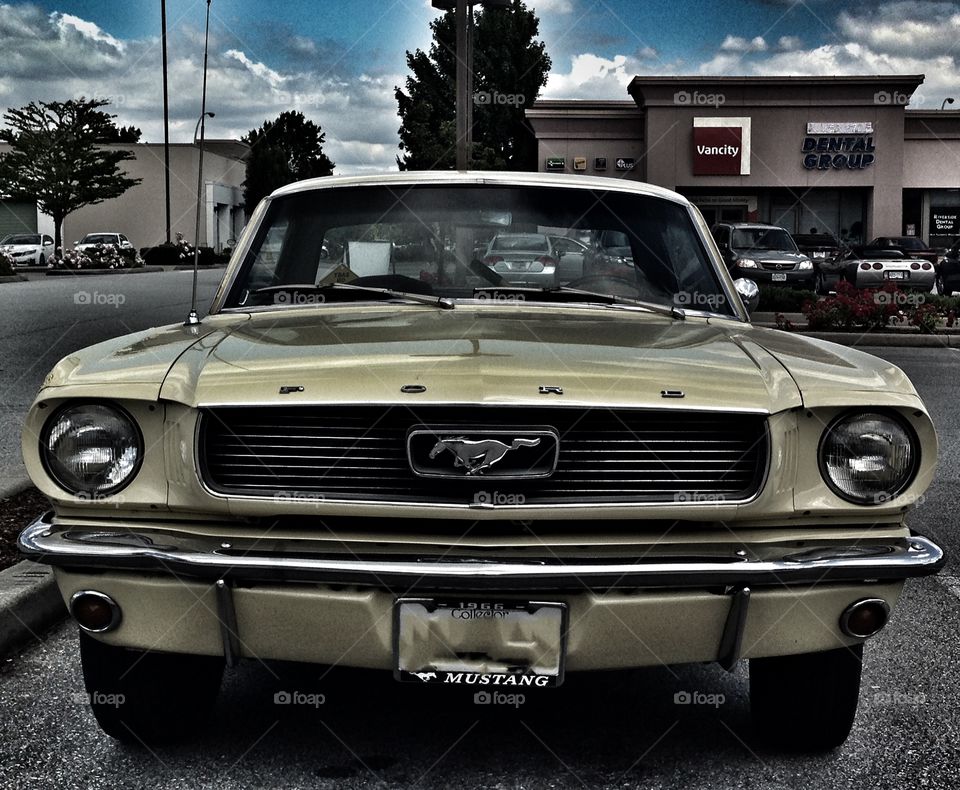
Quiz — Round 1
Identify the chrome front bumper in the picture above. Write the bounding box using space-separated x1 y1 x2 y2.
19 513 945 592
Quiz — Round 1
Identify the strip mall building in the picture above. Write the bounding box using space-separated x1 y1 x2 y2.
527 75 960 246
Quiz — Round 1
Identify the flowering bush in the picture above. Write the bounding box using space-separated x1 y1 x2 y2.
801 281 946 334
59 242 143 270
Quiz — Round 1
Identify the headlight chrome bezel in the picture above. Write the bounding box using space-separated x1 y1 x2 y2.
817 409 920 506
39 401 144 497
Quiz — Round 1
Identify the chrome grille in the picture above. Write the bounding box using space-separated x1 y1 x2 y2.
199 406 767 504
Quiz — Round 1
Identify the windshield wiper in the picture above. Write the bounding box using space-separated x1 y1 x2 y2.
472 286 685 320
250 283 455 310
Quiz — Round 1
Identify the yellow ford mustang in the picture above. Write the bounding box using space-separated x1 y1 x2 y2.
19 172 944 749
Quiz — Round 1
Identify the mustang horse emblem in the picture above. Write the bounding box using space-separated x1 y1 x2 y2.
428 437 542 476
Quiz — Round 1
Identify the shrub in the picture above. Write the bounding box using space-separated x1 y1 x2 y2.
802 281 947 333
60 243 143 270
141 233 227 266
757 286 817 313
0 250 15 276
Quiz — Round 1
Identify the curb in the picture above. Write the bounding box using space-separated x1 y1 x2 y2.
753 324 960 347
0 559 66 658
0 275 27 283
0 477 31 501
45 266 163 277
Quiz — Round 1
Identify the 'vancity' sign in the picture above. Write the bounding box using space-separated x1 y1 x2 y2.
692 118 751 176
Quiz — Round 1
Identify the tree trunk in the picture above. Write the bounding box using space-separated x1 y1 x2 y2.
52 212 64 260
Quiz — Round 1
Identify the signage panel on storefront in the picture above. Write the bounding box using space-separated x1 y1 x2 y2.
692 127 743 176
931 208 960 235
802 123 876 170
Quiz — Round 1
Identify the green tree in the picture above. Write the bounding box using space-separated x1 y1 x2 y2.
0 98 142 255
242 111 335 211
395 1 551 171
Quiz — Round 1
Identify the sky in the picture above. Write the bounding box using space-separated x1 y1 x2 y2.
0 0 958 173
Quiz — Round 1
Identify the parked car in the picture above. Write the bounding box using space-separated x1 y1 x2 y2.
548 234 588 283
712 222 815 289
482 232 559 287
792 233 847 294
583 228 634 274
937 238 960 295
19 172 943 752
0 232 55 266
868 236 939 267
839 246 936 291
75 232 135 253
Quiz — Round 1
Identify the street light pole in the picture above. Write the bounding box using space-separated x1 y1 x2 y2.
185 0 212 327
942 98 955 110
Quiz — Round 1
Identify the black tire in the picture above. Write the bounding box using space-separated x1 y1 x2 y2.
750 644 863 751
38 254 45 266
814 272 826 295
79 630 224 744
936 275 947 296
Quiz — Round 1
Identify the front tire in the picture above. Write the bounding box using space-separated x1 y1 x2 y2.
38 254 45 266
750 644 863 751
79 631 224 744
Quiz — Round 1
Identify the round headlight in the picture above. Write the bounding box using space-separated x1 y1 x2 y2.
819 411 918 505
40 403 142 496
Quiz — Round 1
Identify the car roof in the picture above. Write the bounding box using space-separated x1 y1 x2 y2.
269 171 692 207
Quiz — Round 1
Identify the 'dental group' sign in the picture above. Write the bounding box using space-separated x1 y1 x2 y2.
802 122 876 170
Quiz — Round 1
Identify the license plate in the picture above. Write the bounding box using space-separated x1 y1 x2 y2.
813 251 827 258
886 270 907 280
771 272 787 282
394 599 566 687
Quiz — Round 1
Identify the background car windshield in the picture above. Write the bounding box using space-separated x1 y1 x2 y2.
895 237 925 250
227 185 733 315
2 235 40 245
81 234 117 244
732 228 796 251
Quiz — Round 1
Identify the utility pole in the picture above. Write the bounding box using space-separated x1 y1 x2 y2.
161 0 172 243
455 0 470 170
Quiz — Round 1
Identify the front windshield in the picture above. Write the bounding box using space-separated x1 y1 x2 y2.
80 234 117 244
225 184 734 316
2 234 40 245
731 228 797 252
895 237 925 250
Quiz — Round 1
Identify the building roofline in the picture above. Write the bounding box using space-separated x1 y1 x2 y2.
628 74 926 88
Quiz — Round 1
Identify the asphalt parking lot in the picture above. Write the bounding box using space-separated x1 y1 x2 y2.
0 275 957 788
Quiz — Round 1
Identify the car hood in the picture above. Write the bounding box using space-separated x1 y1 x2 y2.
39 306 920 413
736 250 810 264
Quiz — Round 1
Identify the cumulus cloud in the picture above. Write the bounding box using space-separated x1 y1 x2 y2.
720 35 768 53
530 0 575 13
776 35 802 52
0 3 402 173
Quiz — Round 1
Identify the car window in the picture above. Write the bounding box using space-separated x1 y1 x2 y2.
490 234 549 252
80 234 120 245
43 236 53 245
3 234 40 245
896 237 925 250
227 185 734 315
